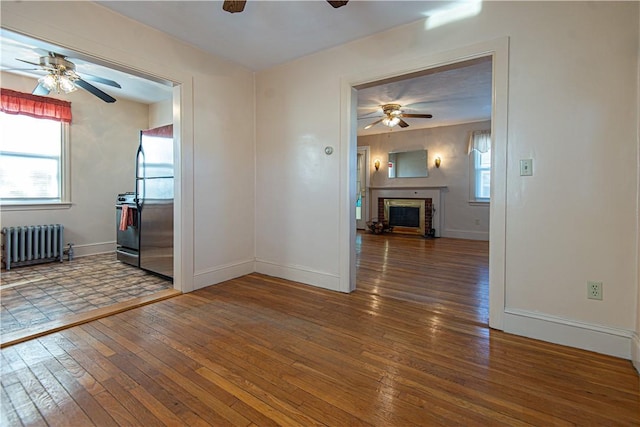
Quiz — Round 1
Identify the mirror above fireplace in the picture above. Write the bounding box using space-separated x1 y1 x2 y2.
388 149 428 178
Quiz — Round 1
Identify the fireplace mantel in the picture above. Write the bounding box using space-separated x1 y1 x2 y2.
370 186 448 191
369 186 446 237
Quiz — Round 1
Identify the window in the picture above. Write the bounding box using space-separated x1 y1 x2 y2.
0 112 69 204
469 130 491 202
0 89 71 206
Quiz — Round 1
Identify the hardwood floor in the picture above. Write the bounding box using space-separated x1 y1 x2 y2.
1 233 638 426
356 232 489 324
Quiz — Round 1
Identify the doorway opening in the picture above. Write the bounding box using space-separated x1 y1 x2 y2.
341 38 509 330
0 28 192 345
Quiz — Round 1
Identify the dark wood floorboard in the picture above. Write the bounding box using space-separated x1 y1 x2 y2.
1 233 638 426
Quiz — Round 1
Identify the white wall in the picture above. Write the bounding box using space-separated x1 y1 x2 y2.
255 2 639 358
149 99 172 128
358 121 491 240
634 1 640 373
1 1 256 292
0 71 149 256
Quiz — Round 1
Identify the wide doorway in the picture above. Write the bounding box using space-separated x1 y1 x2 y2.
0 29 188 346
344 38 509 329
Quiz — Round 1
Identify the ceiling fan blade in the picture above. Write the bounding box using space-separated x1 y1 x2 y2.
32 83 50 96
1 67 42 72
81 73 122 89
357 111 382 120
397 119 409 128
401 113 433 119
16 58 42 67
364 118 383 130
75 78 116 103
223 0 246 13
327 1 348 8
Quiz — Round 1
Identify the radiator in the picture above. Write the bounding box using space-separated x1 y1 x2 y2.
1 224 64 270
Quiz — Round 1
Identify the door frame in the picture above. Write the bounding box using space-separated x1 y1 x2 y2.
0 23 195 294
338 37 509 330
356 146 371 230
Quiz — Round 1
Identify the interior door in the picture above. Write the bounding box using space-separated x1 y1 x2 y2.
356 146 370 230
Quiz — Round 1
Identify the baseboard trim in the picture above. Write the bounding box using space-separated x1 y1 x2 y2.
255 259 341 292
632 333 640 374
193 259 255 290
73 241 116 258
442 229 489 241
503 308 632 359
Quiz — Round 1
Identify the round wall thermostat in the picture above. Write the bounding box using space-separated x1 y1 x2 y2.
324 146 334 155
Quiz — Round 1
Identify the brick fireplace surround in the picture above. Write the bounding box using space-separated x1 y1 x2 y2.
378 198 433 235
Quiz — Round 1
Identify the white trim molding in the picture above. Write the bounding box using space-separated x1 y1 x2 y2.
72 241 116 258
193 259 255 290
632 333 640 373
504 308 633 360
1 203 73 211
255 259 341 292
442 229 489 241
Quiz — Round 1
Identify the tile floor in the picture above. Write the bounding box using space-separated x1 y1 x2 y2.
0 253 172 337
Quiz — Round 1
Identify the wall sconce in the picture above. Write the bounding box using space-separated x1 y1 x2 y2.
435 156 441 168
374 159 381 171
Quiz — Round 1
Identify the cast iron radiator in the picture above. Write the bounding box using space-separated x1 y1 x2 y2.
1 224 64 270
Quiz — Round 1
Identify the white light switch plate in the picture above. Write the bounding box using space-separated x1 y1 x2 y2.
520 159 533 176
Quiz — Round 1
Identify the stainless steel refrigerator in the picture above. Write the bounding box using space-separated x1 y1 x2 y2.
136 124 174 280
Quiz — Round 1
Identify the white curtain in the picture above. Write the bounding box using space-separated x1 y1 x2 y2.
468 129 491 154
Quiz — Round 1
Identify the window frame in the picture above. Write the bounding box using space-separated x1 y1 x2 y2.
472 148 491 202
0 112 71 210
468 134 492 205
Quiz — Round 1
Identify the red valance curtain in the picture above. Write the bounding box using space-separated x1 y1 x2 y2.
0 88 72 123
142 124 173 137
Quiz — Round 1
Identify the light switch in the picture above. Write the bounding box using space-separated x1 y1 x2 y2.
520 159 533 176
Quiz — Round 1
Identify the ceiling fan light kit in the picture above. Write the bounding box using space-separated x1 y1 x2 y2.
39 73 77 94
363 103 433 130
33 55 79 94
382 116 400 127
15 52 121 103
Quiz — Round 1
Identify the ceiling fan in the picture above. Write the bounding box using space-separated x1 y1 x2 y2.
363 103 433 130
223 0 348 13
12 52 121 103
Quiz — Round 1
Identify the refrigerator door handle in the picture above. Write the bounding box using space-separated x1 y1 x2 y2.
135 143 145 208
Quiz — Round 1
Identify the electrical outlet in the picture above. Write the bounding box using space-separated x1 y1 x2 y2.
587 281 603 300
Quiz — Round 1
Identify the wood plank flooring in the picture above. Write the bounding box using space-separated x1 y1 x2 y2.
1 233 638 426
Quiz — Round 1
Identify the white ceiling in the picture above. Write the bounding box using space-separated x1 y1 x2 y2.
357 57 492 136
97 0 460 71
0 1 491 132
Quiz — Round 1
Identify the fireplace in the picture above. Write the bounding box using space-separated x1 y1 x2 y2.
382 198 432 236
371 187 443 237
